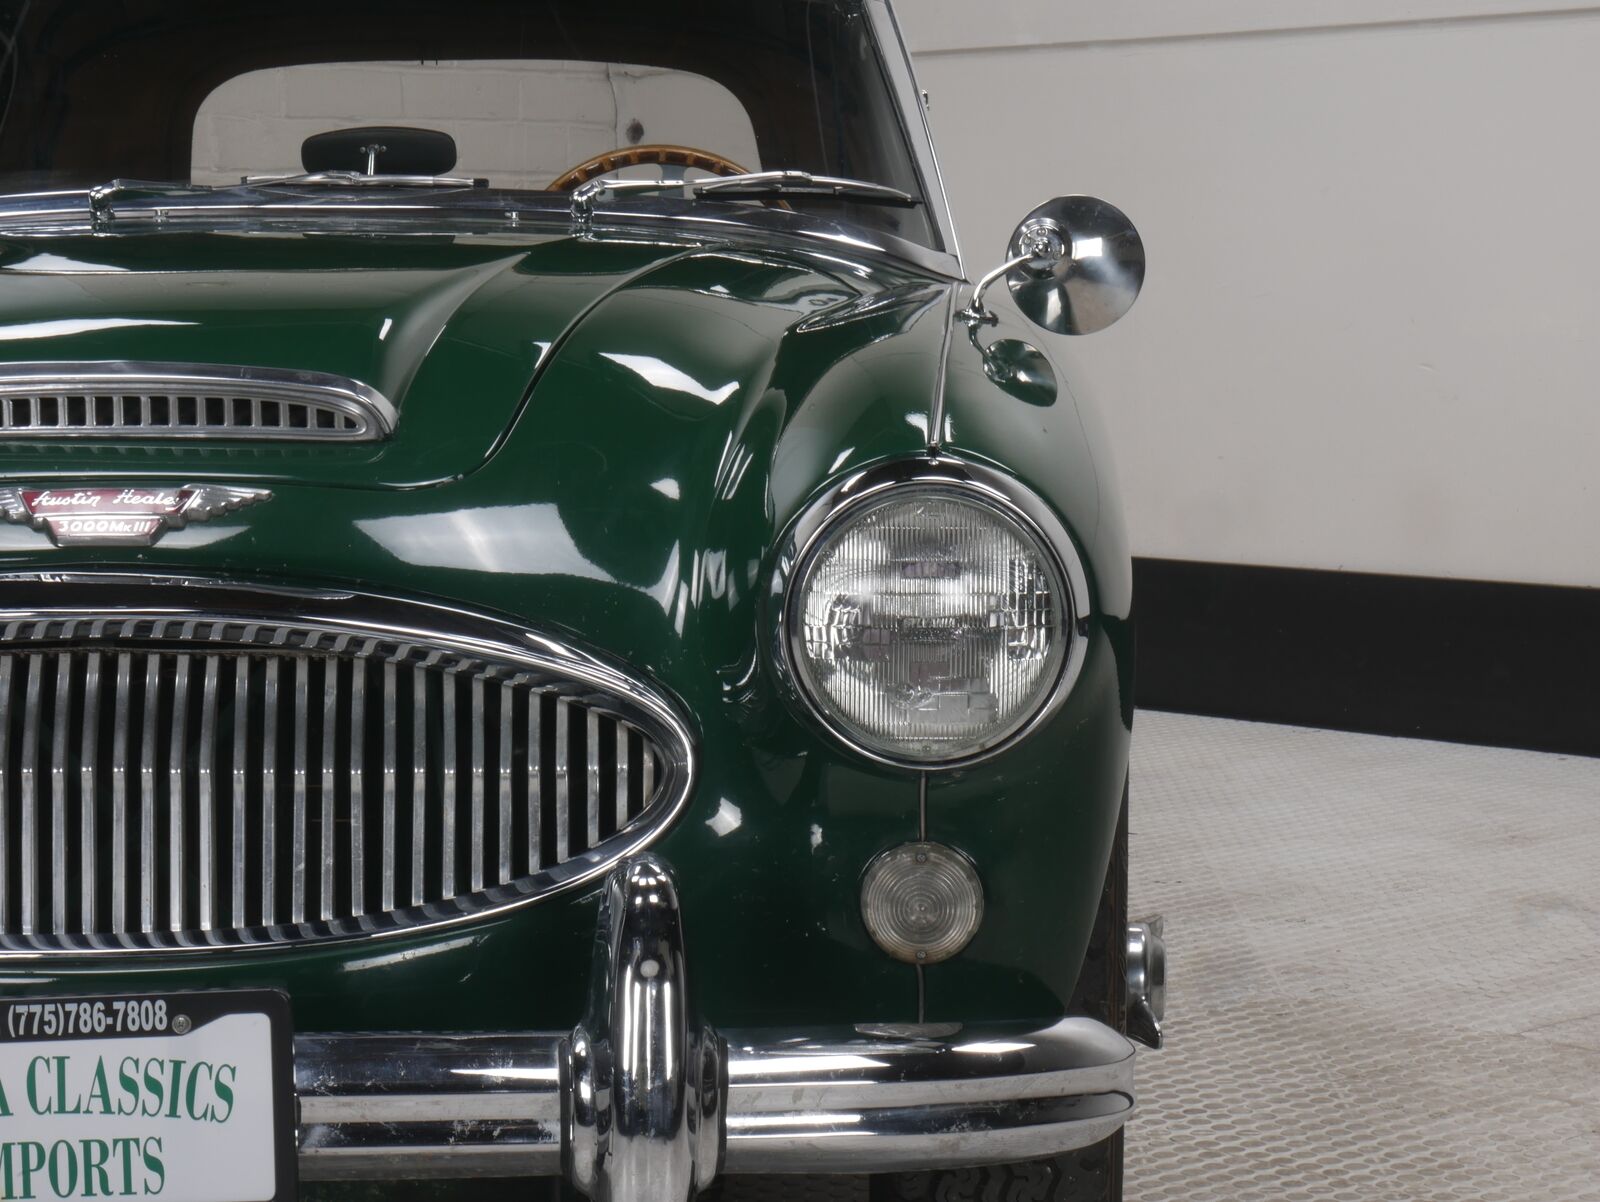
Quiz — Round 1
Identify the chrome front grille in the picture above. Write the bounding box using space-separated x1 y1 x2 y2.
0 363 396 442
0 593 690 955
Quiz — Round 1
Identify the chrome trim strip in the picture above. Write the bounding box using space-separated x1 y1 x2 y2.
868 0 964 270
0 575 697 959
772 456 1095 772
927 286 959 450
0 196 962 282
296 857 1136 1187
0 362 397 441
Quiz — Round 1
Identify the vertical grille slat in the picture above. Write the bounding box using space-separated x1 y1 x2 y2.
498 682 513 887
586 708 601 853
527 692 542 873
49 655 70 935
0 657 14 932
291 657 309 926
470 675 485 893
410 663 427 909
555 698 571 864
441 670 458 899
320 656 338 923
616 723 631 834
110 654 130 933
349 657 366 919
168 654 191 935
197 655 220 932
262 658 280 927
81 652 102 934
139 656 159 934
0 618 680 954
19 654 42 936
381 660 397 914
231 655 250 930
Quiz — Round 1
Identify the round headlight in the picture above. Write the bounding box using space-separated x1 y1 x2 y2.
787 485 1071 765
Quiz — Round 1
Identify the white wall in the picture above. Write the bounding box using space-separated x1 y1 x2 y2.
902 2 1600 588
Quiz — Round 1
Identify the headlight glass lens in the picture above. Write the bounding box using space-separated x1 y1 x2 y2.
790 488 1069 763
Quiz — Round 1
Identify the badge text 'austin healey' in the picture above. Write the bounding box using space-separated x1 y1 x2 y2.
0 484 272 547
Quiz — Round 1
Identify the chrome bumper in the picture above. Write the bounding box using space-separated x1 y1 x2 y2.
295 856 1139 1199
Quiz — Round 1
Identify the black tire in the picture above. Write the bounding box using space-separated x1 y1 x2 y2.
869 783 1131 1202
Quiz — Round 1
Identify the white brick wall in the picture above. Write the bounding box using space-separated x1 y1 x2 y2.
191 60 761 189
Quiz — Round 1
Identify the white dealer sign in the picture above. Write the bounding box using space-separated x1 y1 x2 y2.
0 994 290 1202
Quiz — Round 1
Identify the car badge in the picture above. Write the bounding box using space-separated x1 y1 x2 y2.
0 483 271 547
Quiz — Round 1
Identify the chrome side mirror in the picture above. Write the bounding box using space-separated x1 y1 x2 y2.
961 196 1145 335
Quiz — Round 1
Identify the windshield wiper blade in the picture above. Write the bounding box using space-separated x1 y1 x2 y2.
572 170 918 218
239 170 485 189
694 171 918 205
569 169 920 232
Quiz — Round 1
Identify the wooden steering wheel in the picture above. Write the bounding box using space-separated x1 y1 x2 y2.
547 144 753 192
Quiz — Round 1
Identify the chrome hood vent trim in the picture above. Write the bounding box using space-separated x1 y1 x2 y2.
0 576 695 958
0 362 397 441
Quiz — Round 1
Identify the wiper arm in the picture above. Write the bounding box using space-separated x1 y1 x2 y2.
570 170 920 233
694 171 918 205
240 170 485 189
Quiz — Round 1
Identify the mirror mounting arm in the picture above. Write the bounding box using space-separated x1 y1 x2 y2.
957 253 1031 329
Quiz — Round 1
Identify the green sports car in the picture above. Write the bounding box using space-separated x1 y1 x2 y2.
0 2 1164 1200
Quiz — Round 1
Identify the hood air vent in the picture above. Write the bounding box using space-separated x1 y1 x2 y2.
0 363 396 442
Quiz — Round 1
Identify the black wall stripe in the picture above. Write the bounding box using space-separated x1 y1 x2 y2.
1132 558 1600 757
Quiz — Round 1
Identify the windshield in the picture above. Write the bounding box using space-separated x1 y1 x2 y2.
0 0 937 247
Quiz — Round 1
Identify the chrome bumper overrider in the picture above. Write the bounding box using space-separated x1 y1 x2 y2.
295 856 1140 1199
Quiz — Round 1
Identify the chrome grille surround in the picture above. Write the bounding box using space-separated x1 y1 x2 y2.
0 362 397 441
0 576 695 957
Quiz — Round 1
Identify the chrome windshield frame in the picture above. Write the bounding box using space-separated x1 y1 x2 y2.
0 189 965 280
867 0 964 274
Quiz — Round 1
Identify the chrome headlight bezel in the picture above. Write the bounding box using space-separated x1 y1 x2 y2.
774 457 1092 771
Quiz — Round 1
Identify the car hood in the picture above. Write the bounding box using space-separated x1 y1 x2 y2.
0 231 717 487
0 229 946 490
0 229 953 639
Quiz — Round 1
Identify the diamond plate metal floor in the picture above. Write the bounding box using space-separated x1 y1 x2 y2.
1127 711 1600 1202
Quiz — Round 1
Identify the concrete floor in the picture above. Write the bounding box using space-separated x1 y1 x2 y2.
1126 712 1600 1202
